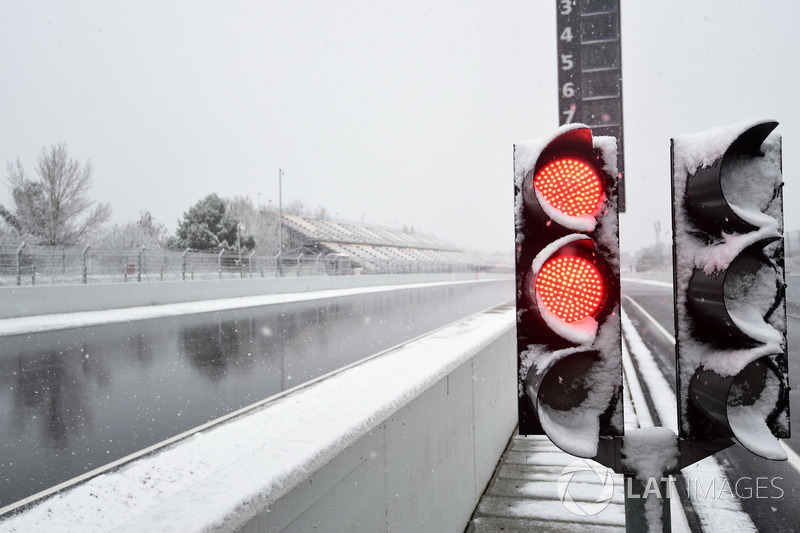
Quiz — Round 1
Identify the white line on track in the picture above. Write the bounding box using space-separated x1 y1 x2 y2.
621 277 673 289
621 337 654 428
621 296 758 532
622 293 675 344
621 310 689 532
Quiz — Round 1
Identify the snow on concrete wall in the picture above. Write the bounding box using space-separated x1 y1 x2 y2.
0 305 517 533
0 273 481 319
236 310 517 533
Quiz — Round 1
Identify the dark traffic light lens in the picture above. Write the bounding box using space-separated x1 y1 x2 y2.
536 352 595 411
536 255 604 323
534 158 602 217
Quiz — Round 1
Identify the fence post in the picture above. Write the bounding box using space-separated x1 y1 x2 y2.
82 245 90 283
218 248 225 279
248 250 256 278
137 245 146 282
182 248 191 281
16 241 26 286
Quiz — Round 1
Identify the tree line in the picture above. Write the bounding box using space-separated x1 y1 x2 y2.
0 144 319 254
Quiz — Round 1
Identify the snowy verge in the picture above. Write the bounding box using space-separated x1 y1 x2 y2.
0 305 516 533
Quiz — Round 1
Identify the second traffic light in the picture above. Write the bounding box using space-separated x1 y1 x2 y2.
514 124 622 458
672 119 790 460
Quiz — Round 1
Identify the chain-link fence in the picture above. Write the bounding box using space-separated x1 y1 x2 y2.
0 243 477 286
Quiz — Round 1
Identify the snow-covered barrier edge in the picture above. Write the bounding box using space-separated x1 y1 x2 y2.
0 273 486 320
0 305 516 533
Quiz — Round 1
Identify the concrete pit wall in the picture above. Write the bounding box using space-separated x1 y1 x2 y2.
236 316 517 533
0 273 481 319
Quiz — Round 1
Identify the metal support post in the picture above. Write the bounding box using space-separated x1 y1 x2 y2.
182 248 190 280
624 475 671 533
137 245 146 282
248 250 256 278
82 245 90 283
16 241 26 286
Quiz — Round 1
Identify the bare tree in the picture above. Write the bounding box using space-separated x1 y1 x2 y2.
2 143 111 246
100 210 168 249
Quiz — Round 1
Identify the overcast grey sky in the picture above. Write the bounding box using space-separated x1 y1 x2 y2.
1 1 799 254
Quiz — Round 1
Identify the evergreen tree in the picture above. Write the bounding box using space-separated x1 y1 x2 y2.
175 193 253 250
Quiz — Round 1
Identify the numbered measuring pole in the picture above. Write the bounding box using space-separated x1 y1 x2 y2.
556 0 626 211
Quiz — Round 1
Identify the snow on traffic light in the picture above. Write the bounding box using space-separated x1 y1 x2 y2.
671 119 790 460
514 124 622 458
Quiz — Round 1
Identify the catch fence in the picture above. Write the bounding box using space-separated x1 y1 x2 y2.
0 243 474 286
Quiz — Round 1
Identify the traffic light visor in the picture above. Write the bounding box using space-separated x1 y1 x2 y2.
690 356 789 460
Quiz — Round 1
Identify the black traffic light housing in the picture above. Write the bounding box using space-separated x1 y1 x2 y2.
514 124 622 459
672 119 790 460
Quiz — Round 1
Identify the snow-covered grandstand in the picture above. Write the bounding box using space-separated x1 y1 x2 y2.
280 214 489 273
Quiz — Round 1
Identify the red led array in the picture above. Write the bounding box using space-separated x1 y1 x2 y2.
536 256 604 323
534 158 602 217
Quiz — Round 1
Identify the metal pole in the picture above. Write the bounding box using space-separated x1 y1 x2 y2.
182 248 191 280
278 168 284 277
624 475 671 533
237 223 243 278
16 241 26 286
247 249 256 278
82 245 90 283
137 245 146 282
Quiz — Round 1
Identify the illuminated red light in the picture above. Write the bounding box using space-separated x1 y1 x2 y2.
534 158 602 217
536 256 604 323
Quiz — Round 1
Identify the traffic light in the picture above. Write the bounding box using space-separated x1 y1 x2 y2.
514 124 622 459
672 119 790 460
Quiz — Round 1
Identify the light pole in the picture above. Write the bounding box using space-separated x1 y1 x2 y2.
654 220 662 267
237 223 245 277
278 168 284 276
